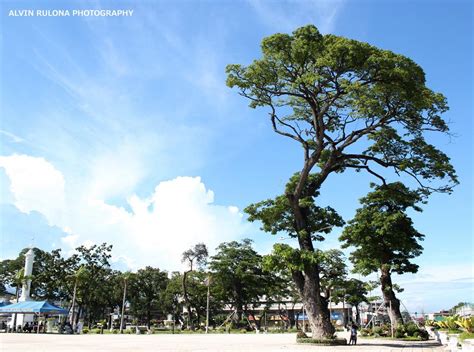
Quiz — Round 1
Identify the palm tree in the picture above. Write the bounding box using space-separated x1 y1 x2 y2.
69 266 89 332
119 272 134 333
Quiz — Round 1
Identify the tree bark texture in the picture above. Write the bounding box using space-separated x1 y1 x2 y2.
289 195 335 339
380 267 404 328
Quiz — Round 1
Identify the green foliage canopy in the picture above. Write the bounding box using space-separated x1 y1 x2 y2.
226 25 457 195
340 182 425 276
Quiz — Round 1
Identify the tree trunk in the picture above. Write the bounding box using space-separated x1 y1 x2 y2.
355 304 361 325
301 270 334 338
288 303 296 329
380 267 403 328
288 194 335 339
182 271 193 329
13 287 19 331
146 303 151 329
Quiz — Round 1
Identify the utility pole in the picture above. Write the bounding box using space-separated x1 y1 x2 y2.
120 277 128 333
205 274 211 333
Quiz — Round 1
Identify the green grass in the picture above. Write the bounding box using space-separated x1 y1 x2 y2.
458 332 474 342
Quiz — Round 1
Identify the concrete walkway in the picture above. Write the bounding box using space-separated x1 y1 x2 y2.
0 333 444 351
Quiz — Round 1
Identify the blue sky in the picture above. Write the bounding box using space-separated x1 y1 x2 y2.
0 0 472 313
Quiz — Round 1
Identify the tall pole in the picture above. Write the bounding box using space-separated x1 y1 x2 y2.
205 274 210 334
120 278 128 333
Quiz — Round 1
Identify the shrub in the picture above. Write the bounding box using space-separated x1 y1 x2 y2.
395 326 406 338
112 329 118 334
405 323 418 336
296 331 307 339
240 328 247 334
82 328 89 334
436 316 460 330
373 326 384 337
456 317 474 333
360 328 372 337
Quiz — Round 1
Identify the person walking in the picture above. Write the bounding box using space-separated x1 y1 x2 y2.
349 323 358 345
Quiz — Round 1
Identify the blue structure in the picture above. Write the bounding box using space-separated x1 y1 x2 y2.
295 312 343 321
0 301 68 315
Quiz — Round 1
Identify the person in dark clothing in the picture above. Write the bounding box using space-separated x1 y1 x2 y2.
349 323 358 345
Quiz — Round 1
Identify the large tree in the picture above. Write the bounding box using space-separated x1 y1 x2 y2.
226 25 457 338
340 182 425 328
128 266 169 328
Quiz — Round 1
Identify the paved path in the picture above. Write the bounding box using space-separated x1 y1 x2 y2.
0 333 444 351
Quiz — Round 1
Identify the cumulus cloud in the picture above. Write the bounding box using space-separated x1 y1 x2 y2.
0 154 251 270
0 155 65 224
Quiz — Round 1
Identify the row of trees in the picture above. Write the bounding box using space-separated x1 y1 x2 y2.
1 237 373 330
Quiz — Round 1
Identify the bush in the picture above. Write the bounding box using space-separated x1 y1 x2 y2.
405 323 418 336
394 323 429 341
417 329 429 340
240 328 247 334
296 331 307 339
395 326 406 338
82 328 89 334
373 326 385 337
112 329 119 334
91 328 101 334
360 328 372 337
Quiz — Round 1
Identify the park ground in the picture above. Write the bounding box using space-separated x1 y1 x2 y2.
0 333 444 351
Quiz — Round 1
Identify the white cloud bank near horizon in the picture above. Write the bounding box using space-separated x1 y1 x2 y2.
0 154 251 270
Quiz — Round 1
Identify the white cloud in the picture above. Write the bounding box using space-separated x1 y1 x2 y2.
0 154 65 224
0 154 251 270
0 130 25 143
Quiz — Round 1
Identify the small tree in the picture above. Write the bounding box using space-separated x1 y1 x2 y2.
340 182 424 328
337 279 369 325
